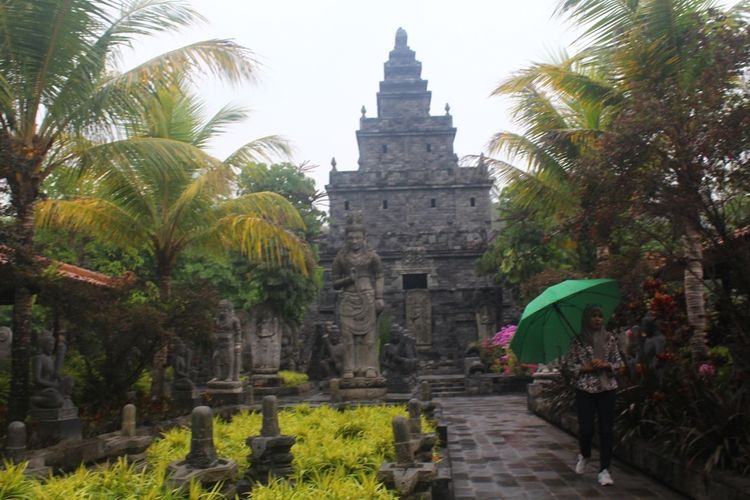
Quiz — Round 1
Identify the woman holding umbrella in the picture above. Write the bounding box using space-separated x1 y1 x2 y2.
563 304 623 486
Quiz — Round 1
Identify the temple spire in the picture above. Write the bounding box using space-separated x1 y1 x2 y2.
395 27 408 49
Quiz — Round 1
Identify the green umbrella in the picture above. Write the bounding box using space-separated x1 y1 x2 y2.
509 279 620 363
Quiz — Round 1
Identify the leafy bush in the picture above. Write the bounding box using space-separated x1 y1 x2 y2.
5 404 432 498
278 370 308 387
616 353 750 474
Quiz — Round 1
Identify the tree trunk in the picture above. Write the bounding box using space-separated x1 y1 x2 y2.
684 222 708 363
9 286 33 421
8 191 39 421
149 265 172 399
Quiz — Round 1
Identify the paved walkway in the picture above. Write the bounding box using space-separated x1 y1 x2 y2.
438 394 687 499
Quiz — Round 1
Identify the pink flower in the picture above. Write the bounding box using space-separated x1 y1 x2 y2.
698 363 716 378
492 324 517 347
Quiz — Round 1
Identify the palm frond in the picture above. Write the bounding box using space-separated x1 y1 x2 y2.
487 131 568 177
223 135 293 168
35 197 149 248
219 191 307 231
213 213 310 275
122 39 259 87
193 102 249 149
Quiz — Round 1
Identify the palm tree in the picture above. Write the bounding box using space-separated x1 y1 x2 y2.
0 0 261 419
557 0 750 361
487 53 618 221
37 82 310 396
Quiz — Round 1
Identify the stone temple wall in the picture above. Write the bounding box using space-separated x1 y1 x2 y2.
305 28 504 369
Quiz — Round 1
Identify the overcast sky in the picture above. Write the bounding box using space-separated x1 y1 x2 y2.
123 1 581 206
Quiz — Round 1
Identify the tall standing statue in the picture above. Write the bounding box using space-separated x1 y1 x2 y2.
332 213 385 379
210 300 242 383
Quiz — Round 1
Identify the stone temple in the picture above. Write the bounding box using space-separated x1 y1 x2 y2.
313 28 504 365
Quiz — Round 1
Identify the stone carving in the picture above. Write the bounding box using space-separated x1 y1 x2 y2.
5 421 27 461
280 322 300 372
405 290 431 349
28 331 81 445
167 406 238 491
377 415 436 499
0 326 11 369
210 300 242 384
403 247 427 268
239 396 296 493
171 338 194 392
121 404 136 438
408 399 437 462
319 323 345 379
381 324 418 393
249 307 282 375
415 380 437 423
332 212 384 378
30 332 74 410
475 300 497 340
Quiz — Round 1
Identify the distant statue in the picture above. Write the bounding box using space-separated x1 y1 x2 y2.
332 212 384 378
249 307 282 375
210 300 242 383
171 337 194 391
381 324 418 378
30 331 74 409
640 313 667 385
320 323 345 378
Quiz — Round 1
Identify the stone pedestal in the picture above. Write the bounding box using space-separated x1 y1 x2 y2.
237 395 296 495
378 415 436 499
167 406 238 494
205 381 248 406
339 376 387 401
386 373 416 394
29 405 82 446
249 374 283 397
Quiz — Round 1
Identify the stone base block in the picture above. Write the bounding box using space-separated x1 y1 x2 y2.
206 380 242 390
386 374 416 394
254 382 312 398
339 386 388 401
29 416 82 447
339 376 387 401
167 458 238 489
250 374 282 387
204 387 250 407
378 461 436 498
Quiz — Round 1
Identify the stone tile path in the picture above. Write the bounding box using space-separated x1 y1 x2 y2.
438 394 687 500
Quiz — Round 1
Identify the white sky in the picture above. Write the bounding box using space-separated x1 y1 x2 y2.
123 1 581 206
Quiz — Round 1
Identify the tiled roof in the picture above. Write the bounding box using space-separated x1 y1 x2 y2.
0 245 132 288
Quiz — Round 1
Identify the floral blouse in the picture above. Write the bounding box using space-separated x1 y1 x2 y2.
563 332 623 393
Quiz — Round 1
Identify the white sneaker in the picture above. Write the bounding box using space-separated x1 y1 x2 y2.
575 454 588 474
598 468 614 486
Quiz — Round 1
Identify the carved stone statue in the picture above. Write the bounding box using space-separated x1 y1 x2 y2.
30 331 74 409
210 300 242 383
249 307 282 375
319 323 345 378
406 289 431 350
475 301 497 340
381 325 418 375
171 337 194 392
332 213 384 379
381 324 418 392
